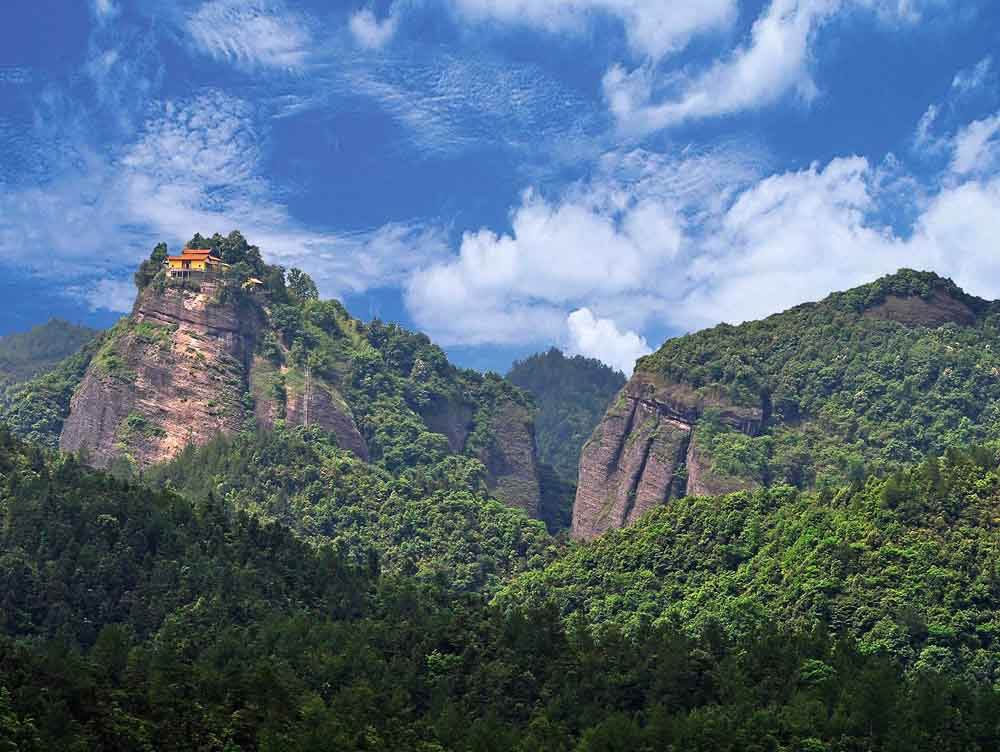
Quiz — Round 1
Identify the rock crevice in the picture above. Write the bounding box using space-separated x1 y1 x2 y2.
572 373 762 540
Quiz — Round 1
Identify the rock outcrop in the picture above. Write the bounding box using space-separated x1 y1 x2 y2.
865 290 977 328
61 282 261 469
477 402 542 517
571 372 762 541
250 357 368 461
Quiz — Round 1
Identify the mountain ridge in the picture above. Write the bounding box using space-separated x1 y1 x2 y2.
573 268 1000 539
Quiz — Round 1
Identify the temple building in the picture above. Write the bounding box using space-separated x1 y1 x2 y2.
166 248 229 279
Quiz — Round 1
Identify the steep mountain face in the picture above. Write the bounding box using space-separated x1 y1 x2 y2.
507 347 625 483
573 373 761 539
60 281 266 468
573 269 1000 539
55 232 542 515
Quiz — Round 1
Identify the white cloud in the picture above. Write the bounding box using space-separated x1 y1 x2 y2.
403 98 1000 371
952 56 992 94
349 7 400 50
600 0 938 134
187 0 311 69
0 90 446 301
605 0 840 134
566 308 650 375
405 185 685 349
447 0 737 60
913 104 940 151
72 278 136 314
951 113 1000 175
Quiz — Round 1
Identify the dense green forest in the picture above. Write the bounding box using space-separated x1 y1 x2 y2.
0 335 103 449
501 444 1000 681
147 427 556 596
507 348 625 482
0 319 97 388
3 427 1000 750
638 270 1000 489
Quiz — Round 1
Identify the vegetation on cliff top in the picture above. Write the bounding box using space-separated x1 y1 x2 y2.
637 269 1000 489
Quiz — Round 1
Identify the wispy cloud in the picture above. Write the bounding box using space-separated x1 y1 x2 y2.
0 88 447 310
447 0 737 61
187 0 313 69
952 56 993 94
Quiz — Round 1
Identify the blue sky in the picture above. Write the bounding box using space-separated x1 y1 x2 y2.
2 0 1000 374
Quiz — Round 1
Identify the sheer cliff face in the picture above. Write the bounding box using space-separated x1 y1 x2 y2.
250 356 369 462
57 281 542 517
60 284 367 469
571 372 761 541
478 402 542 517
60 284 260 469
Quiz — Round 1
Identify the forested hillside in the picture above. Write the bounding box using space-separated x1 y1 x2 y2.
3 426 999 750
573 269 1000 538
0 319 97 388
507 444 1000 680
508 348 625 482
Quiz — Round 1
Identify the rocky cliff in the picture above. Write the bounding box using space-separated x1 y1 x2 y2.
477 402 542 517
572 372 761 540
57 259 543 517
60 281 369 470
60 282 260 469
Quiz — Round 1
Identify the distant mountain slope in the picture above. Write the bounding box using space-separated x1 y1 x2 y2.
574 269 1000 538
0 319 97 388
507 348 625 483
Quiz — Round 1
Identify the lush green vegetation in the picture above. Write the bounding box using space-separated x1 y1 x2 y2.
9 248 1000 748
0 334 104 449
500 444 1000 682
508 348 625 483
148 427 555 596
3 427 1000 750
0 319 97 388
639 269 1000 489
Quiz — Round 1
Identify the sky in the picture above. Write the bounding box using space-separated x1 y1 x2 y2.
2 1 1000 375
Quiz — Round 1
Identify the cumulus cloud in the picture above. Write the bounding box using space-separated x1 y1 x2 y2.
447 0 737 60
349 7 400 49
403 97 1000 371
187 0 312 69
566 308 651 375
404 185 685 348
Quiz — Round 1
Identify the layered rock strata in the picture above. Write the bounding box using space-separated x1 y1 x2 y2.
572 372 762 540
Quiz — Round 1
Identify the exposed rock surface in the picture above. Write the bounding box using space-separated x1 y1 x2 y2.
478 402 542 517
419 395 474 454
250 357 368 461
61 283 261 469
865 290 977 328
572 372 762 541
